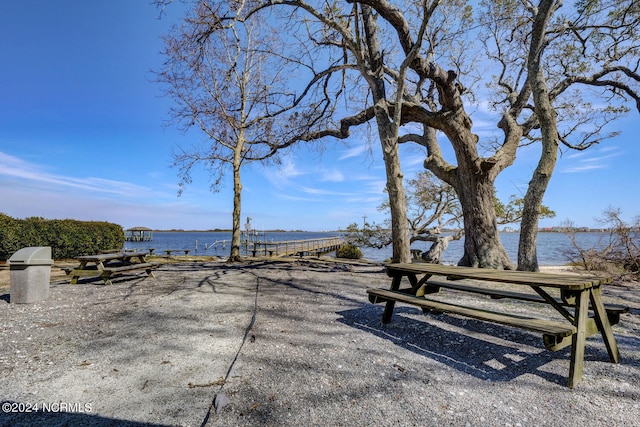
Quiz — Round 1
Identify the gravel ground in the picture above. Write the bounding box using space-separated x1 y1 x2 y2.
1 259 639 426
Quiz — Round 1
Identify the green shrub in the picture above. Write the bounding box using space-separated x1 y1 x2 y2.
0 214 124 260
336 243 362 259
0 213 21 260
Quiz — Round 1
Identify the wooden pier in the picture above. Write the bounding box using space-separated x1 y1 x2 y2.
250 237 345 257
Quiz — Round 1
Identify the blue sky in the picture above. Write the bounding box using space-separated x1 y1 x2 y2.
1 1 638 232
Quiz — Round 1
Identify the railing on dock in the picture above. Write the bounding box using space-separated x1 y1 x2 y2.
250 237 345 257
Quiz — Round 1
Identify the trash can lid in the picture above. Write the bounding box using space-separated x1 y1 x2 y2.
8 246 53 265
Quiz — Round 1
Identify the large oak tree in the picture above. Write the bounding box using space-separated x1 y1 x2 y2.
159 0 639 267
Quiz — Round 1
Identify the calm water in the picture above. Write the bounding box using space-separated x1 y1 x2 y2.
123 230 612 265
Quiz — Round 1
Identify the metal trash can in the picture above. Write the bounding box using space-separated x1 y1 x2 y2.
8 246 54 304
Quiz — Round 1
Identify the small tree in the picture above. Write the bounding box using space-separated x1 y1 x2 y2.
495 194 555 226
344 171 458 263
336 243 363 260
157 2 335 261
344 221 391 250
402 171 463 263
562 208 640 278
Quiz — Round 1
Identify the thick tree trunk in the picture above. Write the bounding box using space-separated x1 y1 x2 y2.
381 131 411 263
518 139 557 271
362 5 411 263
421 235 452 263
417 54 520 269
456 173 514 269
518 0 558 272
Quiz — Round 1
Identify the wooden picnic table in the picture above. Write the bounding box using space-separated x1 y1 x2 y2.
66 251 157 286
162 249 191 257
367 263 627 388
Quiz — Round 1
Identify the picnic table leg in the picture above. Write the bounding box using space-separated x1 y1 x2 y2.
99 270 113 286
69 261 88 285
568 290 590 388
382 274 403 324
589 286 620 363
415 274 435 297
407 273 418 290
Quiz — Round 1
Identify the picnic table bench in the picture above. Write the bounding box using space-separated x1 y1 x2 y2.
162 249 191 257
65 251 158 286
99 248 138 254
367 263 628 388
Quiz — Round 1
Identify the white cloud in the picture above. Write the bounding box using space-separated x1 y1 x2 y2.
560 146 622 173
262 156 308 189
363 178 387 193
299 186 354 197
403 154 426 169
0 183 226 229
560 164 607 173
271 193 319 202
339 144 368 160
320 169 344 182
0 151 150 197
596 145 619 153
278 158 305 178
0 150 222 229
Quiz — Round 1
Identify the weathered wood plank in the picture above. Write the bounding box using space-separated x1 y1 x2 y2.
568 290 590 388
251 237 345 257
420 279 628 323
367 288 576 338
386 263 610 289
163 249 191 256
103 263 157 273
66 267 100 277
100 263 158 286
378 263 624 388
589 286 621 363
543 317 599 351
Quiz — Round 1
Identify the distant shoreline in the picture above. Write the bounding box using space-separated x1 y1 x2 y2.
149 229 610 233
151 229 342 233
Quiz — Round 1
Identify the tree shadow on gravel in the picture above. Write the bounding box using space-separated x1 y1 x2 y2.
210 260 620 386
337 304 600 387
67 274 150 287
0 404 171 427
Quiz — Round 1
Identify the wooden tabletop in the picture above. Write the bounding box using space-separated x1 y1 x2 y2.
75 251 150 262
385 263 611 290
